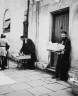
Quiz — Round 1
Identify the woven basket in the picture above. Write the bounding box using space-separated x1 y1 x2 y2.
68 78 78 95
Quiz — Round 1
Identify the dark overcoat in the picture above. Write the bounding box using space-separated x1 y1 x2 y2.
20 38 37 69
56 37 71 80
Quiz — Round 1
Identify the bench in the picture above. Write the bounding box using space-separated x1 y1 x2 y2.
15 55 31 69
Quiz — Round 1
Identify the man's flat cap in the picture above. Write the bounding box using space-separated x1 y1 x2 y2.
61 31 67 34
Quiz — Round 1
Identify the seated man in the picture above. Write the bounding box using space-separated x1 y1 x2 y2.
20 36 37 69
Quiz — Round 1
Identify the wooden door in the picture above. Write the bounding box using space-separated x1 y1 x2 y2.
54 12 69 42
51 9 69 67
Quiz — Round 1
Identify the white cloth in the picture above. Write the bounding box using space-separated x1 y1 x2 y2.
47 41 65 51
0 38 7 57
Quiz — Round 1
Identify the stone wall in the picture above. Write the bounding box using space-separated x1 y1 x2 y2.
29 0 78 69
0 0 78 70
0 0 28 55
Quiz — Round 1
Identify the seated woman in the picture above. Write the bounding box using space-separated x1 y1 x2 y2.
20 36 37 69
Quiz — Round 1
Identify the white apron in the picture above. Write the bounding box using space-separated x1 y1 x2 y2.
0 38 7 57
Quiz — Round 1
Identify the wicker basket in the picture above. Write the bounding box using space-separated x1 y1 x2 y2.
68 78 78 95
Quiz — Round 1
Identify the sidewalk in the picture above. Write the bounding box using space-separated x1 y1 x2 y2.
0 61 75 96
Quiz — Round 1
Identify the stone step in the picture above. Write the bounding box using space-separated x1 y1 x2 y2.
45 67 56 74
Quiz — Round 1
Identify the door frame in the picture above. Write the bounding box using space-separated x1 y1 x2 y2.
51 7 69 42
49 7 69 67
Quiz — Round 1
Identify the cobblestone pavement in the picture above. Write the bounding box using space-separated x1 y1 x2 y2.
0 61 76 96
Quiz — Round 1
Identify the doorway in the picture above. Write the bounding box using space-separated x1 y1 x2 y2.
50 7 69 67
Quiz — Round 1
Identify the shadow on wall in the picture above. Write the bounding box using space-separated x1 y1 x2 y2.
73 5 78 20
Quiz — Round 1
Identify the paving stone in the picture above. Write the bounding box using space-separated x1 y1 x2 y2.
4 74 17 79
6 90 33 96
26 74 41 77
27 86 52 96
26 75 44 81
0 86 14 95
48 90 74 96
3 72 15 75
12 73 29 78
56 81 70 87
43 83 68 91
9 83 32 91
25 70 46 76
40 74 52 78
27 80 47 87
40 78 57 84
25 71 42 76
26 70 37 73
0 61 75 96
14 70 29 74
44 78 56 82
0 95 5 96
2 72 18 79
65 88 72 92
14 77 31 83
40 94 49 96
22 70 34 75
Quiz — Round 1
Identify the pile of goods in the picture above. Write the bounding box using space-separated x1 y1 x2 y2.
68 75 78 95
47 41 65 52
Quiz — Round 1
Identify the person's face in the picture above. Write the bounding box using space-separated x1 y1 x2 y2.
61 33 66 40
21 38 24 41
25 38 27 43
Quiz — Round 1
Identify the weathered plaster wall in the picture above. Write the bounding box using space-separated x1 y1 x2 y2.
70 2 78 69
0 0 5 36
38 5 50 62
29 0 78 69
0 0 27 54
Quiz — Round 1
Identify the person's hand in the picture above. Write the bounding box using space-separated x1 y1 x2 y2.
19 52 22 55
61 50 64 54
55 51 61 55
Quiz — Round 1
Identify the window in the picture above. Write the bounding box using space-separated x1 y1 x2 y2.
3 9 11 33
